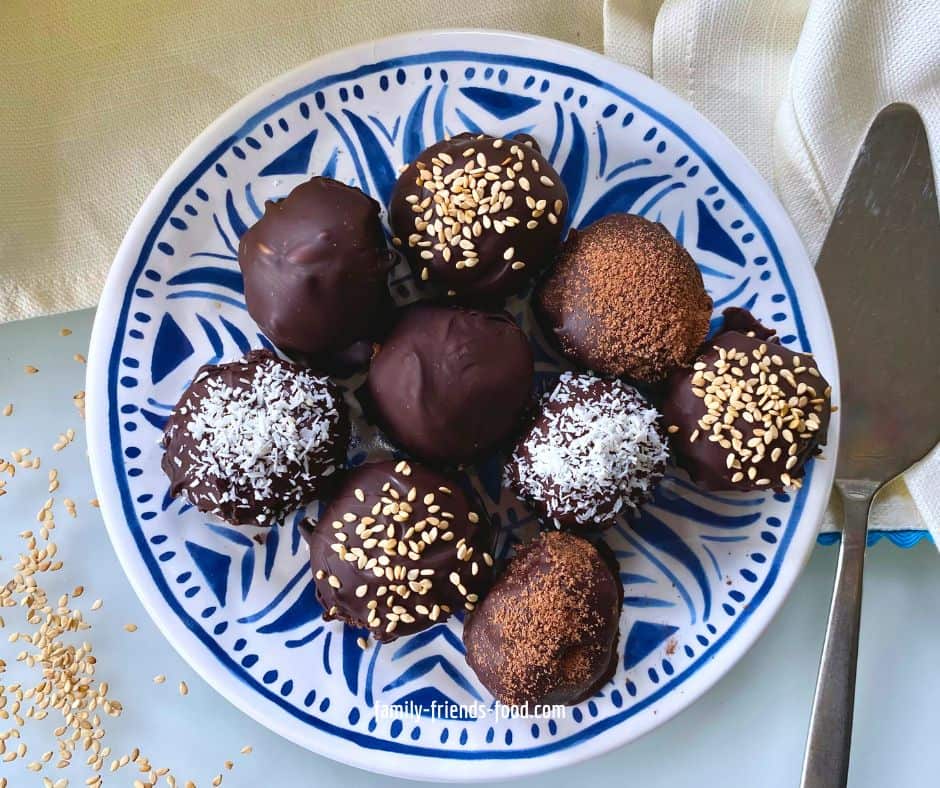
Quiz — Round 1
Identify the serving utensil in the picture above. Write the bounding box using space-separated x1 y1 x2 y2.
800 103 940 787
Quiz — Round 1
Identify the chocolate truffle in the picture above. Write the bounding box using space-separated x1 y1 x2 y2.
506 372 668 529
306 460 494 642
367 304 534 465
161 349 349 526
389 133 568 301
535 213 712 383
662 308 832 491
463 531 622 706
238 176 394 373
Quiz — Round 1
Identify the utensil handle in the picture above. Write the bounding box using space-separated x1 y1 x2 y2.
800 482 876 788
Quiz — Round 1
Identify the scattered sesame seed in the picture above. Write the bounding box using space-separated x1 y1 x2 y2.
124 624 138 633
153 675 166 684
178 681 188 696
73 354 86 364
2 404 12 417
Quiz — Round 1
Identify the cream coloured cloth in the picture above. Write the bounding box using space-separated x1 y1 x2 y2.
604 0 940 536
1 0 937 537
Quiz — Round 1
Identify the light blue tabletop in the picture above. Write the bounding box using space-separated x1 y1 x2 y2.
1 309 938 788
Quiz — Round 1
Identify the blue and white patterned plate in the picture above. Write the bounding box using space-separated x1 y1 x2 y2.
86 31 839 780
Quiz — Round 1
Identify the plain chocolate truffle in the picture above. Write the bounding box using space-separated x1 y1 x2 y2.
463 531 622 706
506 372 668 529
389 132 568 301
662 308 832 491
238 176 394 373
367 304 534 465
305 460 495 642
161 350 349 526
535 213 712 383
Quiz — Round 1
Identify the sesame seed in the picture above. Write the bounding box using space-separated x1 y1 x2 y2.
123 624 137 633
2 404 11 417
357 637 369 650
178 682 188 696
153 675 166 684
511 261 526 270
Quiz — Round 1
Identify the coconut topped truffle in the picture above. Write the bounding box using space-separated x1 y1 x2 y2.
463 531 622 706
238 176 394 373
506 372 668 529
662 308 832 491
367 304 534 465
305 460 494 642
389 132 568 301
161 350 349 526
536 213 712 383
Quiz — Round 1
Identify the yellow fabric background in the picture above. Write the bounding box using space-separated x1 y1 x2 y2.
0 0 602 321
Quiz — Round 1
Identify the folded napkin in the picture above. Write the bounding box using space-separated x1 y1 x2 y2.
605 0 940 539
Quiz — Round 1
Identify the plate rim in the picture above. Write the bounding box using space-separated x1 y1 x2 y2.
86 28 840 782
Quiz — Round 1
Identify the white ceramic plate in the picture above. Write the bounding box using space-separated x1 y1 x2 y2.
87 30 839 781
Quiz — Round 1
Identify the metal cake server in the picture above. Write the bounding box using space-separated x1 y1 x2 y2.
800 103 940 788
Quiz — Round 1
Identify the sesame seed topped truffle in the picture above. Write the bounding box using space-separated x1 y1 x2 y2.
238 176 394 373
161 350 349 526
535 213 713 383
662 308 832 491
506 372 668 529
463 531 622 706
305 460 495 642
389 132 568 301
367 304 534 465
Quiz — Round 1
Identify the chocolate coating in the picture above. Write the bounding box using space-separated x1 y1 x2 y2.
535 213 712 384
238 177 394 372
507 372 668 529
367 305 534 465
662 309 832 491
463 531 622 706
306 460 495 642
389 133 568 301
161 350 349 526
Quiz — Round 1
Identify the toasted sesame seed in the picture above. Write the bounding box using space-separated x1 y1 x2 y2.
511 261 525 270
25 365 39 374
178 682 188 696
123 624 137 633
2 404 11 417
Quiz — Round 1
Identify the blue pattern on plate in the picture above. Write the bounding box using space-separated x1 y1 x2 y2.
103 49 821 760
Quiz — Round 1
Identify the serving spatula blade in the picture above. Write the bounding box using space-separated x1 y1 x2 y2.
801 103 940 788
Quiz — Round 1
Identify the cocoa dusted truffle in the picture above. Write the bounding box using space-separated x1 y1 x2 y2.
389 132 568 301
367 304 534 465
161 350 349 526
535 213 712 384
662 308 832 491
506 372 668 529
305 460 495 642
463 531 622 706
238 176 394 373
